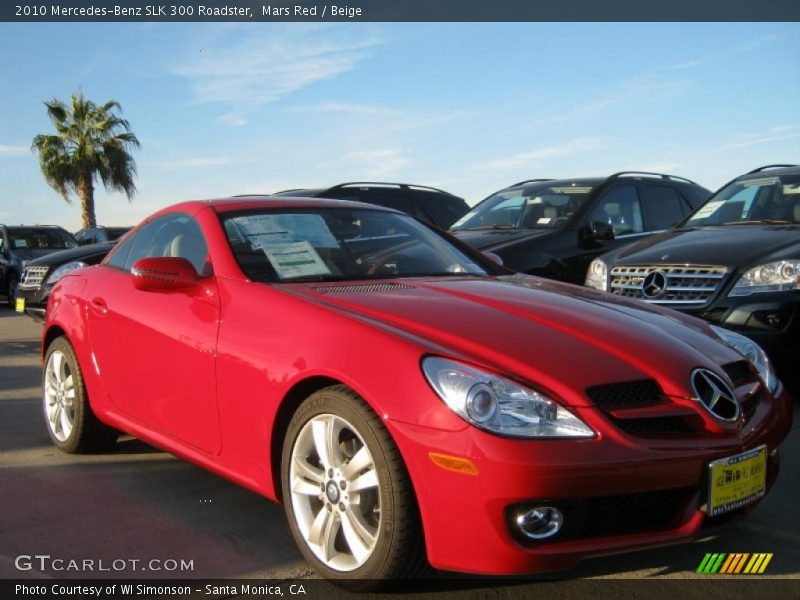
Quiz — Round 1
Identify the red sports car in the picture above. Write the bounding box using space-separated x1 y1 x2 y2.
42 197 792 586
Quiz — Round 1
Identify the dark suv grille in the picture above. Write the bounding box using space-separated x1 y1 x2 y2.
609 264 727 306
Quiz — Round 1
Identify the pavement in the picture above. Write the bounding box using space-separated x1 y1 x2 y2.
1 309 798 592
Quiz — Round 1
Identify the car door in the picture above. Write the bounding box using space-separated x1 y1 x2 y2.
85 212 221 453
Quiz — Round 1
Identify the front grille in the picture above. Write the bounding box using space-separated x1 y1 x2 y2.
312 283 415 293
508 488 694 543
586 379 664 411
586 379 699 437
722 360 761 421
19 266 49 290
609 264 727 306
722 360 755 387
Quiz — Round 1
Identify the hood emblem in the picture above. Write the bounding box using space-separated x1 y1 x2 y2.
691 369 739 422
641 270 667 298
660 254 670 261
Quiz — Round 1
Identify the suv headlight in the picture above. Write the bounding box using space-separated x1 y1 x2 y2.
729 260 799 297
710 325 779 395
45 261 87 285
422 356 594 438
585 259 608 291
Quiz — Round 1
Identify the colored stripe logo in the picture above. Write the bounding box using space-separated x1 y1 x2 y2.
697 553 773 574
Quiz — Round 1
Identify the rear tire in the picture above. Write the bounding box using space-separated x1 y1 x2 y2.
6 276 18 309
281 385 426 589
43 336 118 453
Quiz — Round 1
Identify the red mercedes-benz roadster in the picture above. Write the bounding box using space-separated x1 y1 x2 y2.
42 197 792 586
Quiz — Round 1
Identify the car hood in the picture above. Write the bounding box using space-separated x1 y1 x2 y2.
9 248 62 263
25 242 115 267
612 225 800 268
451 228 551 251
287 275 742 407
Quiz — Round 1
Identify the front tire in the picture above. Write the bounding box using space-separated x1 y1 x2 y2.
6 276 18 308
43 337 118 453
281 385 425 589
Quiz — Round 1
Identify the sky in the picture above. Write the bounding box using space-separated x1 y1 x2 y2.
0 22 799 230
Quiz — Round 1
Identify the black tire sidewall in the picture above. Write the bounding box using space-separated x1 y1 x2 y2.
281 388 400 583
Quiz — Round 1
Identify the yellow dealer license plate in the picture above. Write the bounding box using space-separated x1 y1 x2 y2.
15 297 25 313
707 445 767 516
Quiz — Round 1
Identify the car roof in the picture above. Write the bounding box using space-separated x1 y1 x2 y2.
1 224 70 231
273 182 463 199
504 177 605 191
161 196 402 217
736 164 800 180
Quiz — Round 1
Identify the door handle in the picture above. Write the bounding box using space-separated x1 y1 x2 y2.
90 297 108 315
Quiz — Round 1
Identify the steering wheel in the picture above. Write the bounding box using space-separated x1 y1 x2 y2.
366 254 401 276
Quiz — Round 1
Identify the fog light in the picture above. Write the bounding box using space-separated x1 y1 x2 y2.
515 506 563 539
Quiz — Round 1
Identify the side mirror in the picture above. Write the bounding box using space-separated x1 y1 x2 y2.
131 257 200 292
590 221 615 241
483 251 504 266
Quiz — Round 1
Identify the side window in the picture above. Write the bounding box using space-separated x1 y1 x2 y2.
416 198 463 229
642 185 685 230
122 214 209 275
591 185 644 236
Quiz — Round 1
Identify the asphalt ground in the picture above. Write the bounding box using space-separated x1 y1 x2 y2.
1 309 798 598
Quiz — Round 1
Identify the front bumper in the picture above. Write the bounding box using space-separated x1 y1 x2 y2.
16 285 49 321
387 385 792 575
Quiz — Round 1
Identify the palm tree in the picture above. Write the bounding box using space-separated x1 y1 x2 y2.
32 92 140 228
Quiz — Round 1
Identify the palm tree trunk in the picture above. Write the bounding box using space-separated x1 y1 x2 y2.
78 172 96 228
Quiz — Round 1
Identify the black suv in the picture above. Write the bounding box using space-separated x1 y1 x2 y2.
74 226 131 245
450 172 711 284
586 165 800 389
0 225 78 307
16 241 117 320
271 182 470 229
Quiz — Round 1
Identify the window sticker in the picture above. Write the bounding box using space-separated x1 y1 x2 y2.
263 241 331 279
692 200 725 219
14 239 27 248
783 184 800 195
742 177 778 188
549 186 593 194
537 217 552 224
238 214 340 248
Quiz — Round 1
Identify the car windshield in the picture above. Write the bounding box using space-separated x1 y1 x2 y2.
685 174 800 226
8 228 77 250
222 208 490 282
451 183 594 231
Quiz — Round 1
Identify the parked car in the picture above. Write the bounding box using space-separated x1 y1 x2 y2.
42 196 791 586
451 172 711 284
74 226 131 245
586 164 800 390
0 224 78 307
271 182 470 229
16 241 117 320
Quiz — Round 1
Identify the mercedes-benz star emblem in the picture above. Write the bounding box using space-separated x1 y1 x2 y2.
690 369 739 422
641 270 667 298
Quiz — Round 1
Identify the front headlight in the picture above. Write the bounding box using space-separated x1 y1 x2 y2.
421 356 594 438
710 325 779 395
45 261 87 285
585 259 608 291
729 260 800 297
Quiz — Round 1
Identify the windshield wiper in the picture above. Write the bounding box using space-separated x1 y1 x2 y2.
721 219 795 226
454 224 517 231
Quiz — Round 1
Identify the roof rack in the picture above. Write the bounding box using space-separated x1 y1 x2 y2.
746 164 800 174
507 178 555 188
608 171 698 185
326 182 454 195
